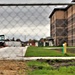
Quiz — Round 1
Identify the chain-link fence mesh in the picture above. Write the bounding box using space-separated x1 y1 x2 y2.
0 4 53 59
0 3 74 60
0 3 75 75
0 6 52 41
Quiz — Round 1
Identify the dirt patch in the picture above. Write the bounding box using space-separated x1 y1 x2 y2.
47 59 75 68
37 59 75 69
0 60 28 75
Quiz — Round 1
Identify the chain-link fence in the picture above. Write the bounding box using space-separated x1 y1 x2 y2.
0 3 75 75
0 5 52 41
0 3 74 59
0 4 52 59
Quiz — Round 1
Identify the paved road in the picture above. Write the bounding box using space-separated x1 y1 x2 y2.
44 47 62 50
0 46 28 60
44 47 75 50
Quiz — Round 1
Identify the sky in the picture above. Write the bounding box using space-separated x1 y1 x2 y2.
0 0 72 41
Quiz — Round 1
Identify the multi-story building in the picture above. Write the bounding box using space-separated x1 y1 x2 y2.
49 0 75 46
67 4 75 46
49 8 68 46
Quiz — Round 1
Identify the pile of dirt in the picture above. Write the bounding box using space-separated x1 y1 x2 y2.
0 60 28 75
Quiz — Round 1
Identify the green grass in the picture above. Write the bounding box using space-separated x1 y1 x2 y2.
27 60 51 69
25 46 75 57
27 60 75 75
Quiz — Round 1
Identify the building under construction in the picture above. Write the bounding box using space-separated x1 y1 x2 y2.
49 0 75 46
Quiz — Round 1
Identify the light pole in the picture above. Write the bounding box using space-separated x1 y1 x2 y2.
24 35 26 42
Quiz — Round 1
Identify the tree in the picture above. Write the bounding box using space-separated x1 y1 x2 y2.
40 38 44 42
32 39 38 42
5 39 10 41
29 39 32 43
11 37 15 41
16 39 21 41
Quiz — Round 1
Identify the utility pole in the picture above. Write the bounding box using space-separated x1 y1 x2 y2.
24 35 26 42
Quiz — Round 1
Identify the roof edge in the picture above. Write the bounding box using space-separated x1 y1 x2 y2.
49 5 72 18
49 8 66 18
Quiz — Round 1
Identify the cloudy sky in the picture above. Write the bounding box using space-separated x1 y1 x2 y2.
0 0 72 41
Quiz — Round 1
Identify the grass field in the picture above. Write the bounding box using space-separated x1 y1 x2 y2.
25 46 75 57
27 60 75 75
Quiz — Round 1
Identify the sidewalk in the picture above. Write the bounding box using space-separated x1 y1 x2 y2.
0 46 29 60
3 57 75 61
23 46 29 56
23 57 75 60
0 46 75 60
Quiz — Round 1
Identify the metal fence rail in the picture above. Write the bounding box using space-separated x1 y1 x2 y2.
0 3 75 6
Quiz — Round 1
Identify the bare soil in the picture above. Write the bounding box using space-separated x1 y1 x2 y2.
0 60 28 75
37 59 75 69
49 60 75 68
